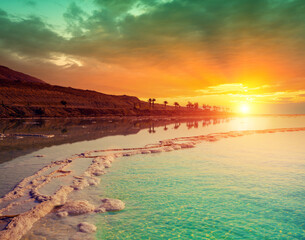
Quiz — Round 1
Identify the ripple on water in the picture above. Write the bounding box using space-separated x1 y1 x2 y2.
96 133 305 240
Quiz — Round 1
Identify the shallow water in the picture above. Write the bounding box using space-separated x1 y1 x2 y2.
96 132 305 239
1 115 305 239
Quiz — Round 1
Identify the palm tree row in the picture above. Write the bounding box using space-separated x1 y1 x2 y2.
202 104 231 112
148 99 181 110
146 99 230 112
148 98 156 109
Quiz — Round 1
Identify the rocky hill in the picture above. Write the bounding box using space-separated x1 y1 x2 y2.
0 65 230 118
0 65 46 84
0 66 144 117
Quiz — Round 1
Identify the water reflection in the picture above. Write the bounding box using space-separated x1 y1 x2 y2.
0 117 231 163
144 118 229 134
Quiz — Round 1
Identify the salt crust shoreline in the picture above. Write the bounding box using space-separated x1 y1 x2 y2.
0 127 305 240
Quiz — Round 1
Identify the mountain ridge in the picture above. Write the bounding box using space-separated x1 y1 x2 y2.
0 65 228 118
0 65 146 117
0 65 47 84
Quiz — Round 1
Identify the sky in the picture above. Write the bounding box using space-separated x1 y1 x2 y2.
0 0 305 114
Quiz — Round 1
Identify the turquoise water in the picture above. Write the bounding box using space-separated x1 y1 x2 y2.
96 131 305 239
1 116 305 239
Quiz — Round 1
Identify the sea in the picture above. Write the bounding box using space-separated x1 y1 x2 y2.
0 115 304 239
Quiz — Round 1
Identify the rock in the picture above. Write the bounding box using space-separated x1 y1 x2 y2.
123 151 140 156
150 149 163 153
180 143 195 148
103 160 111 168
87 177 100 186
92 170 105 176
172 145 182 150
58 200 95 215
56 211 68 218
87 163 105 176
72 179 90 190
100 198 125 211
94 207 106 213
114 153 123 158
105 155 115 163
35 155 46 157
123 152 133 156
92 157 102 163
78 222 97 233
141 150 151 154
0 186 73 240
163 147 174 152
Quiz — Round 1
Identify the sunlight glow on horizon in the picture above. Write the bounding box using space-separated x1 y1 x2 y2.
0 0 304 114
240 104 250 114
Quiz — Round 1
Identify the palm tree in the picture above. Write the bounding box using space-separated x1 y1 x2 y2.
163 101 168 109
152 98 156 109
148 98 152 109
60 100 67 108
194 102 199 109
174 102 180 109
149 122 156 133
187 101 193 109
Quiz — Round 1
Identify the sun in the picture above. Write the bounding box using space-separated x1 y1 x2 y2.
240 104 250 114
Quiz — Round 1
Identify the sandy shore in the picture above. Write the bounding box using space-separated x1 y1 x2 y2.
0 126 305 240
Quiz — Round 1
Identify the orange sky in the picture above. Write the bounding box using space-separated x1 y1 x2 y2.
0 0 305 113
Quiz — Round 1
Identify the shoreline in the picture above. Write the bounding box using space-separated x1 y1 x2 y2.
1 126 305 239
0 116 231 164
1 113 304 120
0 112 235 120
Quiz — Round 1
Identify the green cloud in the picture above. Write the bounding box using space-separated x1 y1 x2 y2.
1 0 305 63
0 0 305 88
0 9 64 57
24 1 36 7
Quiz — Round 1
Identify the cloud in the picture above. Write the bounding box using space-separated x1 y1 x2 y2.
48 53 83 68
0 0 305 107
197 83 254 95
24 1 36 7
63 2 88 37
57 0 305 95
0 8 64 58
2 0 305 68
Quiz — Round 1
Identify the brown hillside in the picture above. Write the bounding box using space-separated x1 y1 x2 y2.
0 79 140 109
0 65 46 84
0 65 230 118
0 66 144 117
0 79 142 117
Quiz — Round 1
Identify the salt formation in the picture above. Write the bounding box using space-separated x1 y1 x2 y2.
0 126 305 240
100 198 125 211
78 222 97 233
57 200 95 216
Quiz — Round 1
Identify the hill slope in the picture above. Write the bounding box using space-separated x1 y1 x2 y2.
0 66 226 118
0 65 46 84
0 66 143 117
